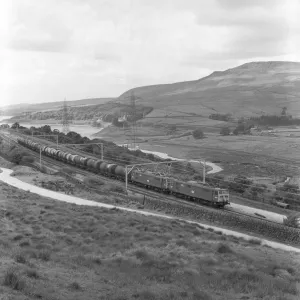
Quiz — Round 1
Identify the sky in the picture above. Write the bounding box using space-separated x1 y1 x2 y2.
0 0 300 107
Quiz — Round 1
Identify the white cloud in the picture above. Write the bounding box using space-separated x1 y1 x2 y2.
0 0 299 107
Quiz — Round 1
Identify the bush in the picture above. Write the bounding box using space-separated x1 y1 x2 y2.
25 268 40 279
22 155 35 163
14 252 27 264
192 129 204 139
9 151 23 164
37 250 51 261
217 243 234 254
110 185 125 193
3 268 26 291
69 281 81 290
220 126 231 136
233 128 239 135
83 176 105 188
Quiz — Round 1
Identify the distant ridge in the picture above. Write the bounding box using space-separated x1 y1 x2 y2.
118 61 300 118
0 97 115 115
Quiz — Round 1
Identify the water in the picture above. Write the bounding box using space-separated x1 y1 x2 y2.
118 145 223 174
1 118 104 139
0 116 14 124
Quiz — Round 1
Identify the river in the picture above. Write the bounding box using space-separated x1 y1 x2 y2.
1 115 222 172
119 145 223 174
0 116 14 123
0 117 103 139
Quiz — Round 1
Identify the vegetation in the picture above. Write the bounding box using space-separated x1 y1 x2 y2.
4 147 34 165
192 128 204 139
232 122 254 135
1 181 299 299
220 126 231 136
284 212 300 228
9 102 153 124
250 115 300 126
12 124 170 166
209 113 232 121
205 174 300 209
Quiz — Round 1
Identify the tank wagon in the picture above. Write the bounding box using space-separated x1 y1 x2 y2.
17 137 230 208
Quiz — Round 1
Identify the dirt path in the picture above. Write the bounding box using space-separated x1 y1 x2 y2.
1 167 300 254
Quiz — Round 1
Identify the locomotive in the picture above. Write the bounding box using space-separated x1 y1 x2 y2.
17 137 230 208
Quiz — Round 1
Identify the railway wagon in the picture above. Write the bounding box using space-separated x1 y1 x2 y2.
86 158 97 170
80 157 89 168
74 155 83 166
114 166 126 180
168 179 229 207
94 160 103 171
99 161 108 173
106 164 118 177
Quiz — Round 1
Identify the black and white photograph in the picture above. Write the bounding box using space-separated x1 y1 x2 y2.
0 0 300 299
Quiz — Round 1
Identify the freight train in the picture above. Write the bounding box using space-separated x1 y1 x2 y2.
17 137 230 208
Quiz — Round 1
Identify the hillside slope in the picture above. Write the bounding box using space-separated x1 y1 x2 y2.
0 98 114 116
118 61 300 118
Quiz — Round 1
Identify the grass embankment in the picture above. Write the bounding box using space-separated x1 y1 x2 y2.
7 163 300 247
0 181 300 300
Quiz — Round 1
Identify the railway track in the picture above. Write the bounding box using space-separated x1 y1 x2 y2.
0 131 287 226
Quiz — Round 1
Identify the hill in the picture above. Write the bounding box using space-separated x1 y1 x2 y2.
0 98 114 116
118 61 300 119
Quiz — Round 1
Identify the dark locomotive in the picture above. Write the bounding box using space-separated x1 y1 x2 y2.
17 137 230 208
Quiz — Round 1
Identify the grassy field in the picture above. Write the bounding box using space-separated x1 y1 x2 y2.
1 177 300 300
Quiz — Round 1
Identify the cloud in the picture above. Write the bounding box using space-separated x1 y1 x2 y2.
0 0 299 106
9 1 73 52
215 0 281 10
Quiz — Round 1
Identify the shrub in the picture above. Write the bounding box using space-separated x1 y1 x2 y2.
192 128 204 139
14 252 27 264
69 281 81 290
110 185 125 193
217 243 234 254
220 126 231 136
248 239 262 245
3 268 26 291
84 176 105 187
37 250 51 261
25 268 39 279
13 234 23 241
19 241 30 247
21 155 35 163
9 151 23 164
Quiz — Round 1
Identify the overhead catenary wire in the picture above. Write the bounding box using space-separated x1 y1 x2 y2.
3 133 300 205
6 131 300 199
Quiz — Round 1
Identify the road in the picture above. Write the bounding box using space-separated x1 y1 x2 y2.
0 167 299 253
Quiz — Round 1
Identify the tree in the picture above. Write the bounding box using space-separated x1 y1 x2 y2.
281 106 287 116
11 122 20 129
192 129 204 139
220 127 230 136
41 125 52 134
233 128 239 135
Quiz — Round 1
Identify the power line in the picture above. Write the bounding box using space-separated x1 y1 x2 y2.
62 98 71 134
